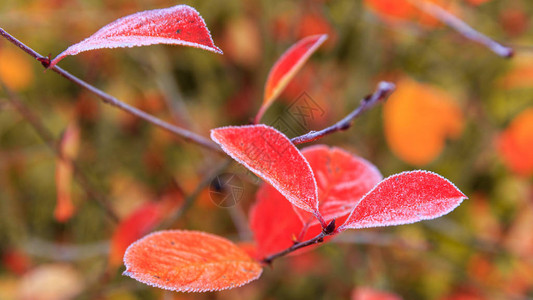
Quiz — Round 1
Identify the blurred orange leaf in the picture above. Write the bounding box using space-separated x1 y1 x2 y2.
498 63 533 90
364 0 456 27
123 230 262 292
54 122 80 222
0 46 34 91
383 78 464 165
221 16 262 68
497 107 533 176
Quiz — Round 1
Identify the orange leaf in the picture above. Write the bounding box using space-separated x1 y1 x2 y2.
498 61 533 90
211 125 320 216
123 230 262 292
364 0 415 20
383 78 464 165
256 34 327 122
54 122 81 222
364 0 456 28
497 107 533 176
109 202 164 267
0 46 34 91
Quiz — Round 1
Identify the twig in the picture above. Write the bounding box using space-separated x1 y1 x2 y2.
262 232 326 265
291 81 395 145
1 80 119 223
409 0 513 58
261 219 336 264
0 28 223 153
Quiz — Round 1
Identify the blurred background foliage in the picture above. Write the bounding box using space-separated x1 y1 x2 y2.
0 0 532 299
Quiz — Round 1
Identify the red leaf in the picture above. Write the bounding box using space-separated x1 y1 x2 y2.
497 107 533 176
339 171 466 231
211 125 320 216
250 182 321 259
109 202 163 267
295 145 382 227
123 230 262 292
256 34 327 121
54 122 80 222
49 5 222 68
250 145 381 259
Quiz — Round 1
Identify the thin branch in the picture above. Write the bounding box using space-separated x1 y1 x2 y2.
262 232 326 265
0 28 223 153
261 219 336 265
1 81 119 223
409 0 513 58
291 81 395 145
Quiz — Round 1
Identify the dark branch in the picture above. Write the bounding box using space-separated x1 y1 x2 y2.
261 219 336 265
291 81 395 145
410 0 513 58
262 232 326 265
0 28 223 153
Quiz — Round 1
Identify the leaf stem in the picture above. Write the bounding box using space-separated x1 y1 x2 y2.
291 81 395 145
0 28 223 153
409 0 513 58
261 219 336 264
261 232 326 265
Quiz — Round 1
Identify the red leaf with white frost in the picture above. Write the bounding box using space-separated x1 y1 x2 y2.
250 145 381 259
338 171 466 231
49 5 222 68
123 230 262 292
109 202 163 268
211 125 320 216
294 145 382 227
250 182 323 259
256 34 327 121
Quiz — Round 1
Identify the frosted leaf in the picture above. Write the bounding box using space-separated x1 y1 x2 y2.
50 5 222 68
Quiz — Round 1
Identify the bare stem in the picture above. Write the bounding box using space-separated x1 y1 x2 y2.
291 81 395 145
0 28 223 153
409 0 513 58
261 219 336 264
1 81 119 223
262 232 326 265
